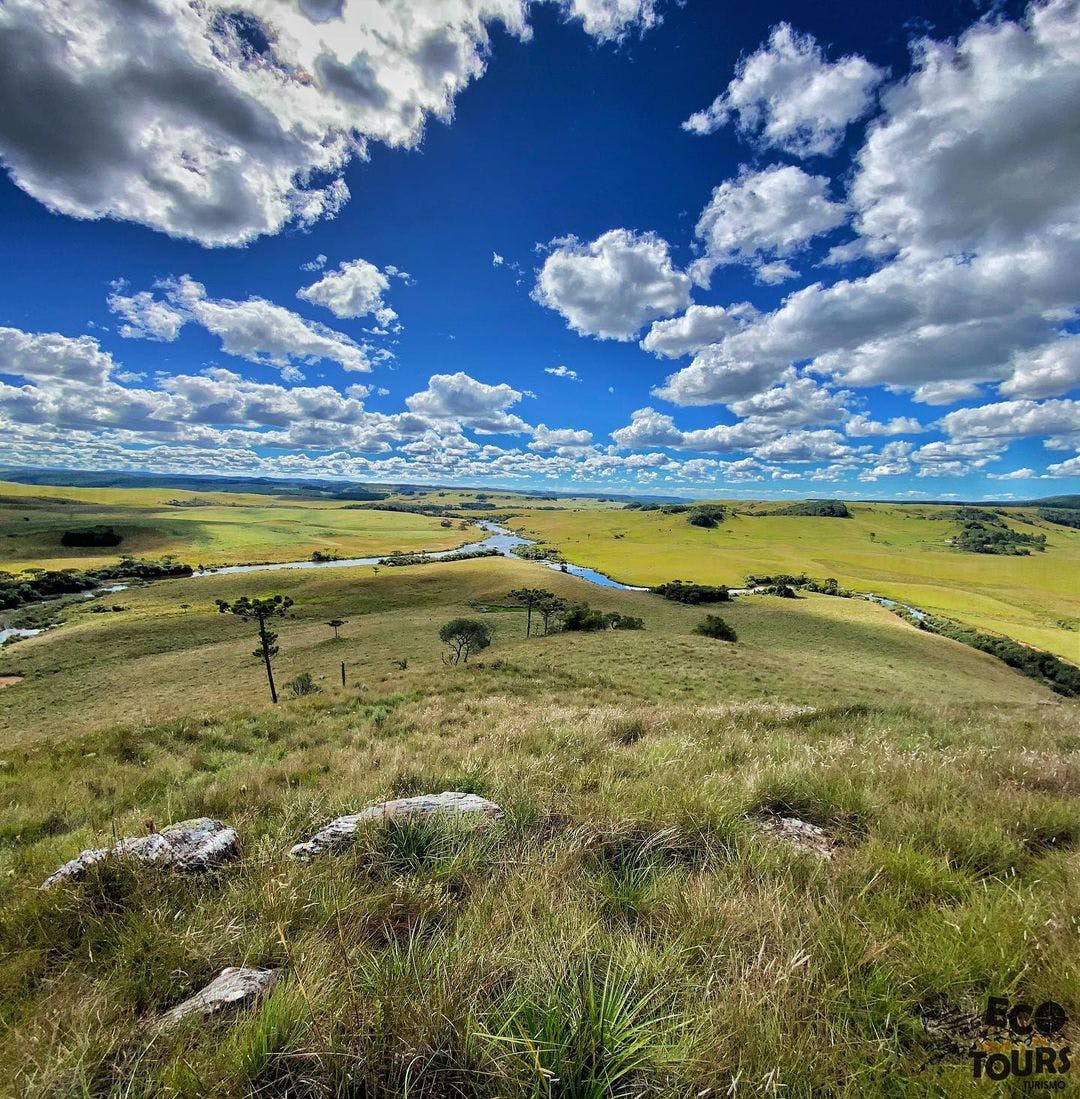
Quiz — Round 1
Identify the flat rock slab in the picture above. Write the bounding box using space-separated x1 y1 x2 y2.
41 818 239 889
162 967 276 1026
290 791 502 860
757 815 838 860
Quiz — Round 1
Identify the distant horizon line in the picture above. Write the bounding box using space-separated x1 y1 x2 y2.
0 464 1072 510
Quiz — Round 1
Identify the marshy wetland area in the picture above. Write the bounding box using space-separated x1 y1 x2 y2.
0 480 1077 1097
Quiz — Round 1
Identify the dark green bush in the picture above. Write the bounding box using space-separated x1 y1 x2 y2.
773 500 851 518
60 527 123 548
650 580 729 604
694 615 737 641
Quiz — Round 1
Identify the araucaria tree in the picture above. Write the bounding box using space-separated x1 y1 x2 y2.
439 618 492 664
507 587 553 637
536 594 567 635
216 594 294 703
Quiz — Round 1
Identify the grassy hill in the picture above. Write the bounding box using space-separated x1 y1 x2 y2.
0 556 1057 742
0 557 1076 1096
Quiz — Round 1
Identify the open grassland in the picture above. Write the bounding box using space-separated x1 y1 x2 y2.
0 482 464 573
0 557 1057 743
0 558 1077 1096
507 502 1080 663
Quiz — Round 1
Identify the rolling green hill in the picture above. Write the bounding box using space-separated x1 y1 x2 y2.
0 555 1076 1096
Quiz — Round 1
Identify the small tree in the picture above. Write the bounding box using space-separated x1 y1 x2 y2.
507 587 553 637
536 594 567 635
439 618 492 664
326 617 346 640
216 594 294 703
694 614 737 642
283 671 320 697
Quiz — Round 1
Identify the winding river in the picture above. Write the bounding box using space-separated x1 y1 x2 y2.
192 520 649 591
0 520 931 649
0 522 646 648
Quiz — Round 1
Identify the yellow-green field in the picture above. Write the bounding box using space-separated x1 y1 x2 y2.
0 482 465 572
507 502 1080 662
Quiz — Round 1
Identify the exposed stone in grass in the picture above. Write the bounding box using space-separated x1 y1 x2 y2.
757 814 839 860
40 817 239 889
162 967 276 1027
289 792 502 860
918 1002 983 1056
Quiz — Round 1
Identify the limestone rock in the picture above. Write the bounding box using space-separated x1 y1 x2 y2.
290 791 502 860
757 815 838 859
162 967 276 1026
41 817 239 889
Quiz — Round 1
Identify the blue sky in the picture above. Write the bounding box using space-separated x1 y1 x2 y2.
0 0 1078 499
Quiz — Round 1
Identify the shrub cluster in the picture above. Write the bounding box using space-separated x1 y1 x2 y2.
745 574 852 598
561 603 645 631
951 509 1046 555
693 614 737 641
60 527 123 547
650 580 730 604
687 504 726 528
380 548 500 567
917 614 1080 697
0 556 192 611
773 500 852 518
1037 508 1080 529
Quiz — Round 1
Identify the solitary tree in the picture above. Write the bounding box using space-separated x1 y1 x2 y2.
216 594 294 703
507 587 554 637
439 618 492 664
326 617 346 640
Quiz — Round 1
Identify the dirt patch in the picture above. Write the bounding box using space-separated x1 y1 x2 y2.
757 814 839 859
0 676 23 690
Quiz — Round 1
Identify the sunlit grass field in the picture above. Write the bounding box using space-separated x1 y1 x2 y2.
0 482 465 572
0 556 1077 1096
507 502 1080 662
0 556 1054 743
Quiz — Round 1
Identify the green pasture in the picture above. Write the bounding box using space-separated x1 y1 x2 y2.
506 502 1080 663
0 481 465 573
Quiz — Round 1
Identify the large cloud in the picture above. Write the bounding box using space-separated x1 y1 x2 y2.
533 229 692 340
851 0 1080 257
641 303 758 358
405 371 530 433
0 1 661 246
683 23 884 157
999 335 1080 399
659 0 1080 422
297 258 397 325
691 165 846 285
111 276 375 375
0 327 116 385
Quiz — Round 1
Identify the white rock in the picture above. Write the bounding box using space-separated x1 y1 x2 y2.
41 817 239 889
757 815 838 860
162 967 276 1026
289 791 502 860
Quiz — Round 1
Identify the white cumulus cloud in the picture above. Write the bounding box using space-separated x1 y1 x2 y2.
533 229 691 341
691 165 846 285
297 257 397 325
683 23 885 157
0 0 661 246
